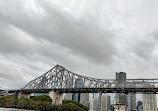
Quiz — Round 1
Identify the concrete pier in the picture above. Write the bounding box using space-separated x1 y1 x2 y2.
18 92 31 99
49 91 63 105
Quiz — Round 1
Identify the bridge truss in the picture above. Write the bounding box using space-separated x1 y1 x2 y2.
22 65 158 94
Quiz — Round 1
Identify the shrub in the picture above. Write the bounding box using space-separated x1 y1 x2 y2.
36 102 52 111
0 96 87 111
15 99 29 109
27 101 38 110
63 99 88 111
51 104 61 111
30 95 52 102
82 105 89 111
62 104 84 111
0 96 16 108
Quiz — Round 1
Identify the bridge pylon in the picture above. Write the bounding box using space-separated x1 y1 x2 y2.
18 92 31 99
49 91 63 105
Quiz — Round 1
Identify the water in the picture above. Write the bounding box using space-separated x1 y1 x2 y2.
0 108 35 111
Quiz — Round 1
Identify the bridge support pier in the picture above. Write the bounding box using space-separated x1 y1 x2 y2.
49 91 63 105
18 92 31 99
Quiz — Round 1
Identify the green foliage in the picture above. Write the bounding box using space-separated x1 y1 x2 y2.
63 99 88 111
66 103 78 106
112 106 114 111
15 99 29 109
30 95 52 102
0 96 88 111
27 101 52 111
82 105 89 111
62 104 84 111
0 96 16 108
0 96 15 100
63 99 83 107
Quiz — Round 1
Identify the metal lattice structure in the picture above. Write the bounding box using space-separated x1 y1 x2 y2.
22 65 158 93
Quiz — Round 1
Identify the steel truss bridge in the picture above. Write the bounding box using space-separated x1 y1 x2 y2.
14 64 158 94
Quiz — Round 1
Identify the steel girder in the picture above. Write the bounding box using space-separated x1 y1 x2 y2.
22 65 158 93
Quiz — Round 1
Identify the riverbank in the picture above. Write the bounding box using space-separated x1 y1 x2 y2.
0 96 88 111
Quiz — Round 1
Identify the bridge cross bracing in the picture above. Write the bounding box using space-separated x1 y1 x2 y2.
20 65 158 94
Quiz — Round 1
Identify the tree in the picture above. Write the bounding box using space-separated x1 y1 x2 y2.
30 95 52 102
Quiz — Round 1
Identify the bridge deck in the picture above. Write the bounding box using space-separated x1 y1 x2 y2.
7 65 158 94
8 88 158 94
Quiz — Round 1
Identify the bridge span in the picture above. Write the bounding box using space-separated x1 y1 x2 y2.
20 64 158 94
5 64 158 105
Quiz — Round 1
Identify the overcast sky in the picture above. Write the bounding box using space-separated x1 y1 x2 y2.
1 0 158 89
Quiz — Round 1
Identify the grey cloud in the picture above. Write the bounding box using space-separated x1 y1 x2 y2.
0 23 35 55
0 66 25 82
1 0 158 89
0 60 28 88
0 0 116 64
133 39 156 60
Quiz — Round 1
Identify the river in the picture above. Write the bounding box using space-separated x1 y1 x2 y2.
0 108 36 111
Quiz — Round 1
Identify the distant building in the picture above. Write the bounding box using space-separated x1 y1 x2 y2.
142 94 157 111
142 84 157 111
71 79 83 102
126 81 136 111
42 75 46 88
91 93 99 99
89 94 111 111
31 93 48 96
64 93 72 100
101 95 111 111
72 93 80 102
137 101 143 111
116 72 127 105
64 93 89 107
64 79 89 107
89 98 100 111
114 103 128 111
80 93 89 107
128 93 136 111
115 72 136 110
